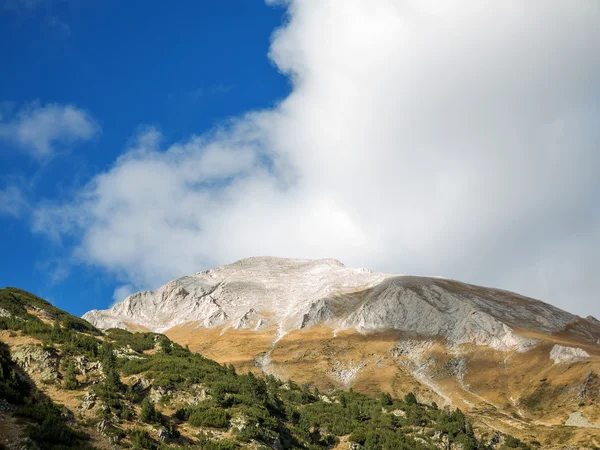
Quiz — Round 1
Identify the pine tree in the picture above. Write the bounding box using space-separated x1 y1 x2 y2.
405 391 418 405
379 392 393 406
62 358 78 390
140 397 158 423
99 342 123 392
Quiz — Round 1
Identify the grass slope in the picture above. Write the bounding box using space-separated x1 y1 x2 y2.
0 287 530 450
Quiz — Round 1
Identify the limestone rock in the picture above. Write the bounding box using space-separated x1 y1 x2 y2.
230 413 248 432
96 419 115 434
550 345 590 364
150 385 172 403
131 376 151 392
11 344 60 384
80 390 97 411
83 257 600 352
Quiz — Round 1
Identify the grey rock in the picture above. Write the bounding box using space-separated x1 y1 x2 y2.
74 355 102 377
550 345 590 364
565 411 600 428
80 390 97 411
158 428 171 442
11 344 60 384
131 376 151 392
150 385 172 403
96 419 115 434
230 414 248 432
83 257 600 352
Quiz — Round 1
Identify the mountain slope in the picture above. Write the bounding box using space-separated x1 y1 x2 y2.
82 257 600 448
0 287 499 450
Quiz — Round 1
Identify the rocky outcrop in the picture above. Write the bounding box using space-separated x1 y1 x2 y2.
83 257 600 352
11 344 60 384
80 390 97 411
550 345 591 364
565 411 600 428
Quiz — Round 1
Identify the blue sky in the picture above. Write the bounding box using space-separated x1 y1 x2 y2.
0 0 289 315
1 1 599 320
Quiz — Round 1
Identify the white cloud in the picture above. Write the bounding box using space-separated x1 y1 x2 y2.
0 102 99 159
112 284 136 306
0 185 29 217
35 1 600 318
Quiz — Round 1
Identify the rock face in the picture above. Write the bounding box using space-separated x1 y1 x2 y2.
83 257 600 352
549 345 591 364
11 344 60 384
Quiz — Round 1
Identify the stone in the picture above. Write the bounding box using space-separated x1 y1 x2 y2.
131 376 151 392
83 257 600 353
550 345 590 364
150 386 171 403
80 391 97 411
11 344 60 384
96 419 115 434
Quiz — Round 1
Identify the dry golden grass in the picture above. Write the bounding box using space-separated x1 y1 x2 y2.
165 323 276 374
0 329 43 347
163 321 600 447
123 322 151 332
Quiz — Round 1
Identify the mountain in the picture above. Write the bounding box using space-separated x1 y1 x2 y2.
0 286 501 450
84 257 600 352
83 257 600 448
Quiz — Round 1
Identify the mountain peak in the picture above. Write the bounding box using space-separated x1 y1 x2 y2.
83 258 600 353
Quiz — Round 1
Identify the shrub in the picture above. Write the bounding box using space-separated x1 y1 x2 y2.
62 358 79 390
18 399 90 448
129 428 158 450
0 343 30 404
188 407 229 429
197 432 239 450
404 392 418 405
140 397 159 423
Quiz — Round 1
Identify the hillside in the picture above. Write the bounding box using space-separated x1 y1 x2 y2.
82 258 600 448
0 286 515 450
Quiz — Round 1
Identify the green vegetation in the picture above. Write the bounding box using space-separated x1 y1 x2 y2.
1 343 92 450
0 287 519 449
118 337 483 449
503 435 532 449
17 400 92 449
140 397 159 423
520 379 551 410
0 288 102 359
187 406 230 428
0 342 30 404
0 287 100 336
105 327 159 353
129 428 158 450
61 357 79 390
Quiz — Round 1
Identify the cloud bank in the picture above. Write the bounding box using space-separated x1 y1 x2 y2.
35 1 600 317
0 102 99 159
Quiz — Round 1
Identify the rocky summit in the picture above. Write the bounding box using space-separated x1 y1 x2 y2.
84 257 600 352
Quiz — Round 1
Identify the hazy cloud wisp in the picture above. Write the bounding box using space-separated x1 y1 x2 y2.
0 102 99 159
